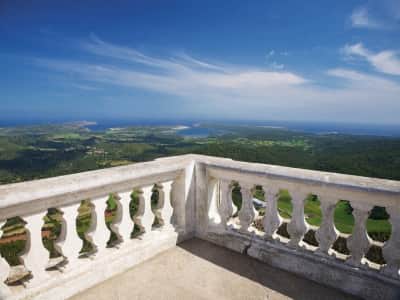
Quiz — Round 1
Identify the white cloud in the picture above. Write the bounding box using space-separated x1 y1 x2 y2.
327 68 400 91
350 7 384 29
34 38 400 123
342 43 400 76
40 37 306 96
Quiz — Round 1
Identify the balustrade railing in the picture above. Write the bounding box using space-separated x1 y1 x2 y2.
203 156 400 299
0 154 399 300
0 156 191 300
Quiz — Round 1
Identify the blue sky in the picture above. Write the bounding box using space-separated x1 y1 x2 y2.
1 0 400 124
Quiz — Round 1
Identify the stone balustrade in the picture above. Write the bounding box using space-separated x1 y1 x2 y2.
203 158 400 299
0 156 193 300
0 154 400 300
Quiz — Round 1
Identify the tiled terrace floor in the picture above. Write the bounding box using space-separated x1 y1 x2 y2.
70 238 359 300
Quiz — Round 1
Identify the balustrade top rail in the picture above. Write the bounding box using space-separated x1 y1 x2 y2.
195 155 400 193
0 155 191 220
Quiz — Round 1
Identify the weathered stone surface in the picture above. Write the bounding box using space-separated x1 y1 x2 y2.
21 212 50 287
203 231 400 300
218 179 234 230
89 196 110 255
262 186 281 239
286 191 308 248
382 205 400 278
346 203 373 267
238 183 257 233
70 239 358 300
315 196 338 254
58 203 82 271
5 265 30 285
113 191 132 243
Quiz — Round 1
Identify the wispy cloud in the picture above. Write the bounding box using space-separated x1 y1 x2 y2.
33 37 400 123
350 7 384 29
342 43 400 76
38 37 306 98
350 1 400 30
71 83 101 91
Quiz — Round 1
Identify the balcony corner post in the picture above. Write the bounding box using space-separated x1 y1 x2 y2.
171 173 186 234
195 162 209 237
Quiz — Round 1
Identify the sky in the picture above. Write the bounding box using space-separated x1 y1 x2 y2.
1 0 400 124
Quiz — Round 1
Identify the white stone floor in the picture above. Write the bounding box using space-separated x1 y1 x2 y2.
70 238 359 300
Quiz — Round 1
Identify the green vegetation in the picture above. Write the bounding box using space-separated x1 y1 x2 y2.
1 123 400 184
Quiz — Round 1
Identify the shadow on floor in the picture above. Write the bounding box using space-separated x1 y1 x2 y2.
178 238 360 300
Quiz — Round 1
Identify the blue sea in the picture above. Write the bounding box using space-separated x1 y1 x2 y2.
88 120 400 137
1 119 400 137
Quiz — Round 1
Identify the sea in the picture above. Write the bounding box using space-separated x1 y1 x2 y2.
1 119 400 137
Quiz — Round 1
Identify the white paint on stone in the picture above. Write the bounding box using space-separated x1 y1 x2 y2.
90 196 111 256
21 213 50 287
58 202 83 272
114 190 134 243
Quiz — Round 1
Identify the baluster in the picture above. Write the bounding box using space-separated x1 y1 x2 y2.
315 196 338 255
133 186 154 235
90 196 110 255
115 191 133 243
228 182 237 217
207 178 220 227
263 187 281 240
287 191 308 247
238 183 257 233
159 181 174 228
0 221 11 298
59 203 82 270
346 202 372 266
218 180 234 230
106 194 122 246
52 210 64 262
171 176 185 231
382 206 400 278
153 185 164 227
21 212 50 285
46 209 66 270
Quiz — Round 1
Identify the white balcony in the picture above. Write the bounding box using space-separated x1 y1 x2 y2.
0 154 399 300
